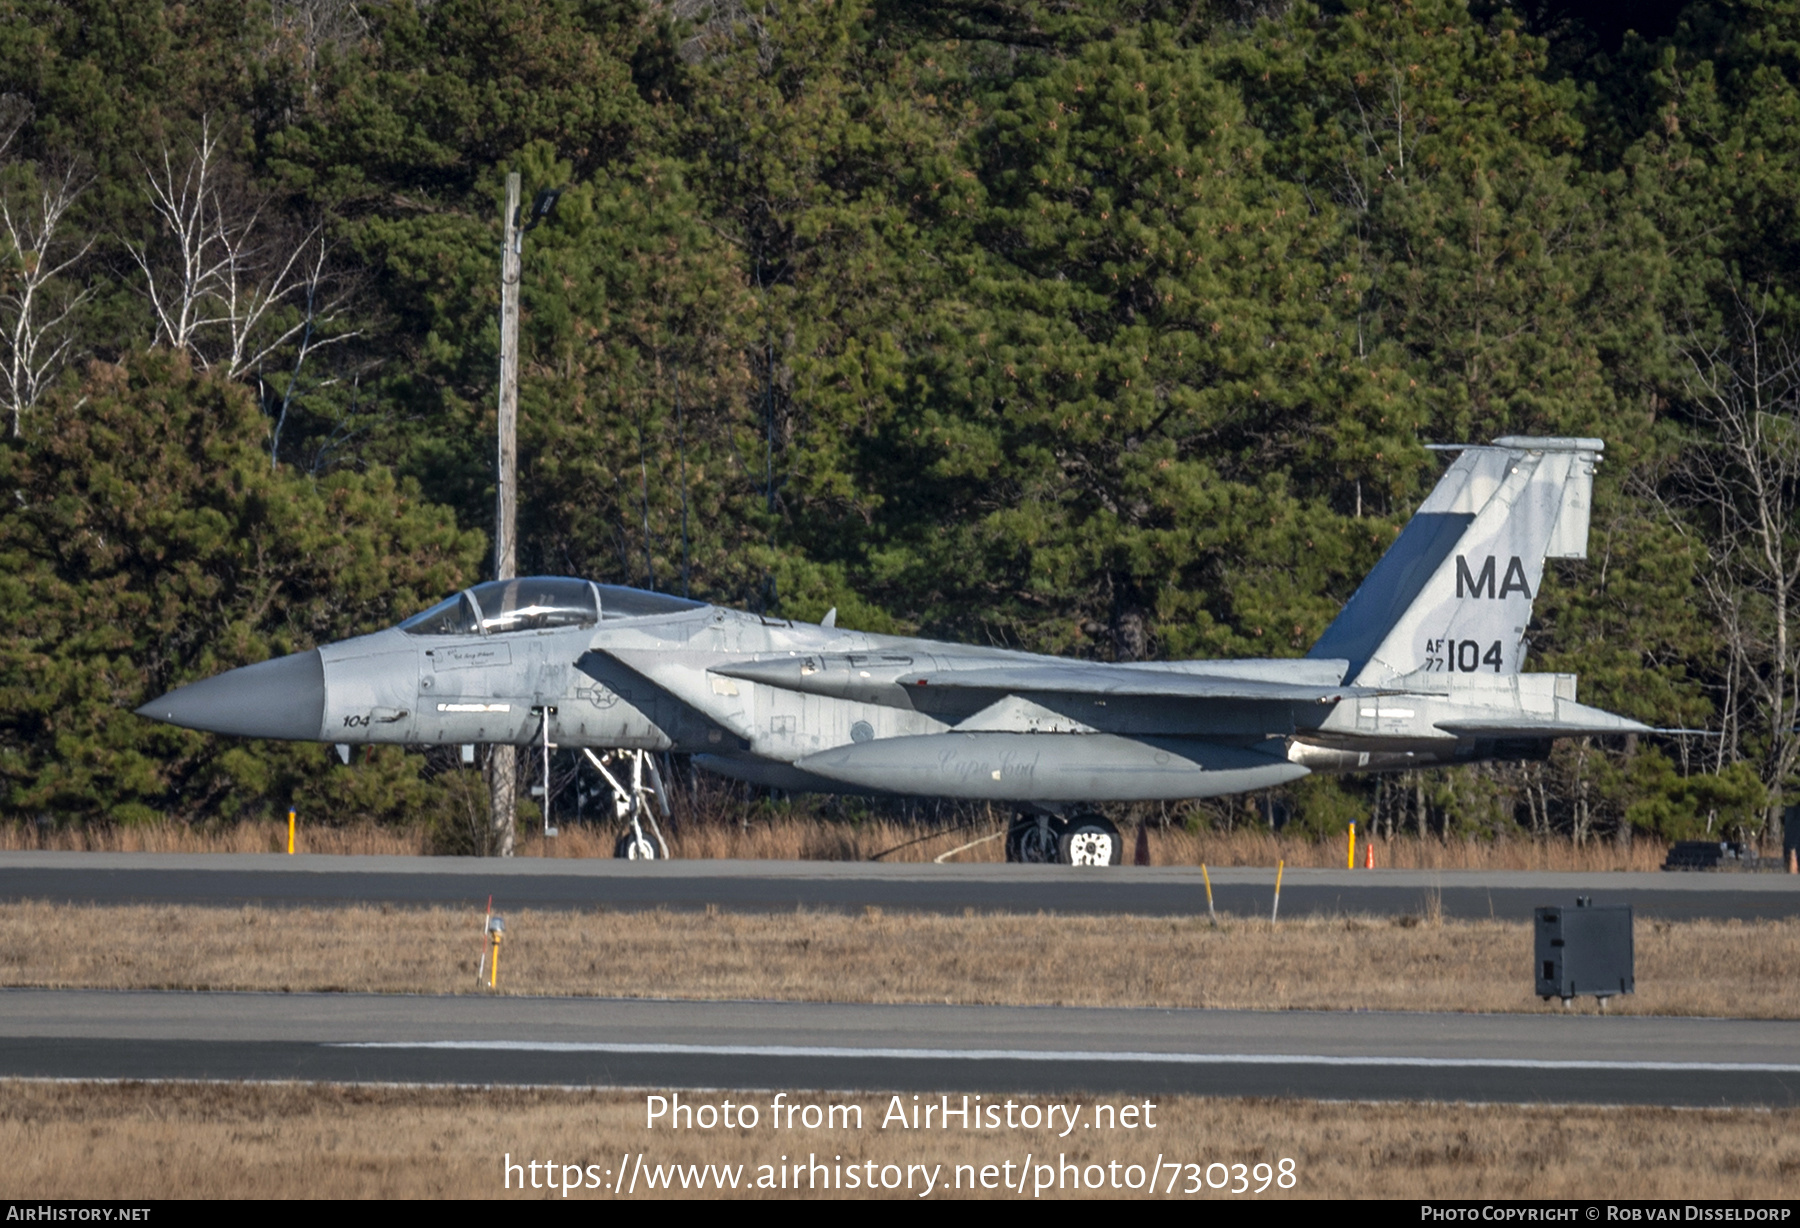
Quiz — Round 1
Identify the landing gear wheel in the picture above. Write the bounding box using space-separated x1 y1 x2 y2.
614 831 659 860
1059 815 1123 866
1005 815 1066 863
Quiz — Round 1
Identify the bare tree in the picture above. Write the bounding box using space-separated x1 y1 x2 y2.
129 118 352 384
0 95 29 155
261 230 342 467
1679 287 1800 845
266 0 370 98
0 98 93 438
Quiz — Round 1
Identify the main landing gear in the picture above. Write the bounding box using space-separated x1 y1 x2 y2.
1004 810 1123 865
582 748 672 860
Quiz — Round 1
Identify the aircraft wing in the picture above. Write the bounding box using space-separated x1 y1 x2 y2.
580 648 760 743
896 664 1382 704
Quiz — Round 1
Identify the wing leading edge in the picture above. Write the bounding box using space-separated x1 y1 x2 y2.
712 655 1379 705
893 663 1382 703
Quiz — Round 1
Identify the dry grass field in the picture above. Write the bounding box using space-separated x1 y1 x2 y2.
2 901 1793 1017
0 817 1674 870
1 1080 1793 1199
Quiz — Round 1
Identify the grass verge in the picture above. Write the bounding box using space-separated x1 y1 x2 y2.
3 902 1794 1017
1 1080 1793 1199
0 818 1675 870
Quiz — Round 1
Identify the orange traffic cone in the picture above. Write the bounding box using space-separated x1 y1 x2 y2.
1364 840 1374 869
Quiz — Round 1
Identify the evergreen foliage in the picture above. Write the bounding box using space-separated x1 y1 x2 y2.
0 0 1795 845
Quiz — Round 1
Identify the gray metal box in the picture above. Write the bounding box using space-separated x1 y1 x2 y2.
1535 897 1633 1001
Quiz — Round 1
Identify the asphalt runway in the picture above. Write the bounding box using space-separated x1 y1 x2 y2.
2 852 1798 920
2 989 1795 1106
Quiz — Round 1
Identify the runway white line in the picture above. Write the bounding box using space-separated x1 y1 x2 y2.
325 1041 1800 1073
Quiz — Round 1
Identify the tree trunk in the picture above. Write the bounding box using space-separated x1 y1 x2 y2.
487 745 516 857
1574 739 1591 847
1112 606 1148 663
1770 567 1789 855
485 173 522 858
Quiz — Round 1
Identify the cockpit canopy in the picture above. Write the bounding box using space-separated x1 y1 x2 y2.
398 577 706 636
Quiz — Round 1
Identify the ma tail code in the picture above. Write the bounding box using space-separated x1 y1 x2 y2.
1456 555 1532 600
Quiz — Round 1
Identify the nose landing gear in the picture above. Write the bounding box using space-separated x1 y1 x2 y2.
614 829 659 859
582 748 672 860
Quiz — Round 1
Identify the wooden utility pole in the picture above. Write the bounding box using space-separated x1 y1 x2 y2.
488 171 521 857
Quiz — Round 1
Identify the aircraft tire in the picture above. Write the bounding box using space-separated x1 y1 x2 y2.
1058 815 1122 866
1004 815 1065 863
614 831 660 860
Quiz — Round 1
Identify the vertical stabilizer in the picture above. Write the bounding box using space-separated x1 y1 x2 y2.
1307 438 1601 685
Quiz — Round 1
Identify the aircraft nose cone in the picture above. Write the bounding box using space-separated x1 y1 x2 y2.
135 649 326 740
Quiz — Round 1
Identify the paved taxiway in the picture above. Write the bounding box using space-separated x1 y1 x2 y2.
2 852 1797 920
2 989 1795 1105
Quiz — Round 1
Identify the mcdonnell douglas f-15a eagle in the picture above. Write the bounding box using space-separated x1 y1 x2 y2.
138 436 1649 864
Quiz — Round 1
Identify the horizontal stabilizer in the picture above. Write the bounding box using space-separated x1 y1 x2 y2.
1435 702 1652 738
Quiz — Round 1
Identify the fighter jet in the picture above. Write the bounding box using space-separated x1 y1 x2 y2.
137 436 1649 864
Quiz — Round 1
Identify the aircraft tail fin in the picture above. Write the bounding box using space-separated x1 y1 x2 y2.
1306 437 1601 686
